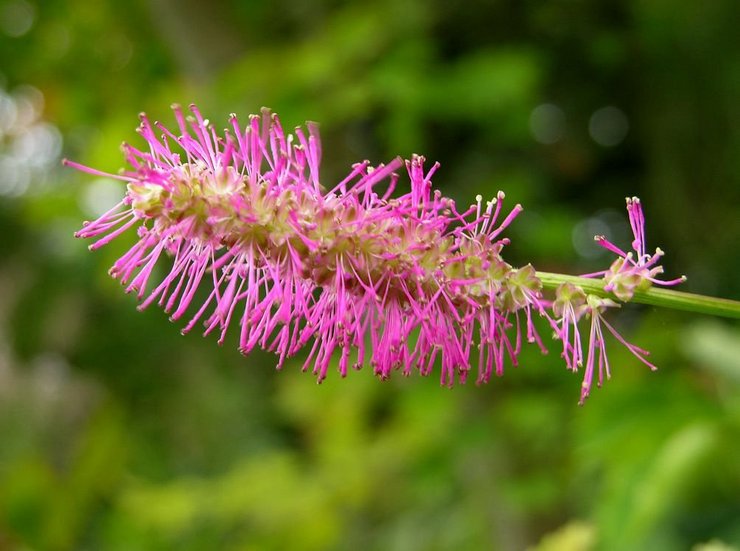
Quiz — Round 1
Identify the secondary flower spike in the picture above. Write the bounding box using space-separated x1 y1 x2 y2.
66 105 681 401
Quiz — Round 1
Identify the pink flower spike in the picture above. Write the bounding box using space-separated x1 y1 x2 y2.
70 105 641 398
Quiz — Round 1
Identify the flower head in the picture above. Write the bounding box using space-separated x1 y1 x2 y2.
66 105 546 386
587 197 686 300
67 105 683 402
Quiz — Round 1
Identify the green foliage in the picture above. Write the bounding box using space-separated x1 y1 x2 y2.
0 0 738 549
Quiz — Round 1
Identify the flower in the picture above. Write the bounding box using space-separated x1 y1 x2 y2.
552 285 657 404
585 197 686 300
66 105 547 386
548 196 686 403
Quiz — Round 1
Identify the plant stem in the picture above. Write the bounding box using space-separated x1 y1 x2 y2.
537 271 740 320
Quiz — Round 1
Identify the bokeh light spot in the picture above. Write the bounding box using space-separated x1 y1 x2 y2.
81 178 125 217
0 0 35 37
572 216 610 259
529 103 566 144
0 85 62 195
588 106 629 147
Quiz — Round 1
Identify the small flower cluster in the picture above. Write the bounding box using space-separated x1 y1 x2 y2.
552 197 685 403
66 105 684 402
586 197 686 301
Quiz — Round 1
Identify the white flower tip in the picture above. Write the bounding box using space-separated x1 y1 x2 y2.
170 103 181 110
475 194 483 202
655 247 664 256
680 275 687 281
497 191 506 200
594 235 605 241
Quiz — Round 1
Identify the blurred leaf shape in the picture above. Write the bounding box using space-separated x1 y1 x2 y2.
682 321 740 382
528 520 596 551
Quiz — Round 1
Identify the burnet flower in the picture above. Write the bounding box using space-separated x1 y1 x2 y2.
550 198 685 403
66 105 683 401
586 197 686 301
551 286 656 404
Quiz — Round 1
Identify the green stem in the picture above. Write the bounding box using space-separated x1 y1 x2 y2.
537 272 740 320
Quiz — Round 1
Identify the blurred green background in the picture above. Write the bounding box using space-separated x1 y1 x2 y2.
1 0 739 549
